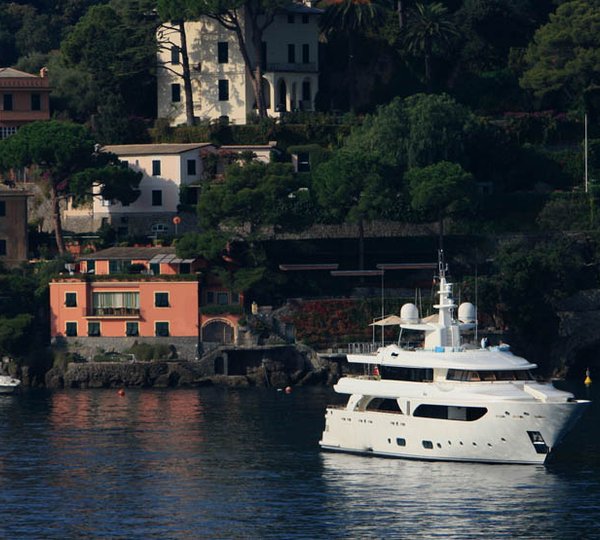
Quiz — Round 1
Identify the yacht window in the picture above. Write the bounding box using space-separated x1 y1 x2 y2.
396 438 406 447
413 404 487 421
380 366 433 382
422 440 433 449
365 398 403 413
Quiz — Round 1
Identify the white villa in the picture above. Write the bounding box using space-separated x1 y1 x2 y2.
157 1 322 126
62 143 213 236
61 142 279 236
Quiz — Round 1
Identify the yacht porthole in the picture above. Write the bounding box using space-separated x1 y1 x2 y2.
459 441 464 445
501 437 506 442
387 438 391 444
472 442 477 446
487 443 492 447
448 441 452 445
436 443 442 448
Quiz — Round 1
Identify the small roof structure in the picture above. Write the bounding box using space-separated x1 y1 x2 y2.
102 143 214 156
0 67 38 78
79 246 194 264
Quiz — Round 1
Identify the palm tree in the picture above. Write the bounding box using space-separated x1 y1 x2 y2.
402 2 458 91
320 0 390 111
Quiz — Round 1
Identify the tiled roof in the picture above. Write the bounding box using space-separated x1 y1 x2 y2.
103 143 213 156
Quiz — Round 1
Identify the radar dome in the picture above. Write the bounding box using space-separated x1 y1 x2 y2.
458 302 476 324
400 303 420 323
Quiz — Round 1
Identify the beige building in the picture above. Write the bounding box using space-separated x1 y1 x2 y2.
157 2 321 125
0 186 29 267
0 67 51 140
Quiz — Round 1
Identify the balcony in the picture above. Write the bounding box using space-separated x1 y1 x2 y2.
88 307 140 318
266 62 318 74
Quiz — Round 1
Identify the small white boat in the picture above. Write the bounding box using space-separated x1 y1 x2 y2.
320 253 591 464
0 375 21 394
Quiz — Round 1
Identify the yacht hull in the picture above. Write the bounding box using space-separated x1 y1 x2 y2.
320 399 589 464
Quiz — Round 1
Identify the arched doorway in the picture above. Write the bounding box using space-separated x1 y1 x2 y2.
277 79 287 112
203 319 235 344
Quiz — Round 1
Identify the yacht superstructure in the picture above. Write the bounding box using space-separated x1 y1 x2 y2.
319 255 590 464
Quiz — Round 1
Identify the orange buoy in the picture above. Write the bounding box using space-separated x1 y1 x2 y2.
285 386 292 394
118 388 125 396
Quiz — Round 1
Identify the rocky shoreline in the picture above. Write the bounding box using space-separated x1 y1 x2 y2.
43 359 340 389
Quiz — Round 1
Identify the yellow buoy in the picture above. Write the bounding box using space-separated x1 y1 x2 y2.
584 368 592 386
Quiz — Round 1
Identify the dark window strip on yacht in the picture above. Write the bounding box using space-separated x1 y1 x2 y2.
413 404 488 421
446 369 534 382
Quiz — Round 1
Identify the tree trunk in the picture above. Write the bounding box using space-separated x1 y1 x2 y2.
397 0 404 29
231 18 268 118
50 186 66 255
178 20 195 126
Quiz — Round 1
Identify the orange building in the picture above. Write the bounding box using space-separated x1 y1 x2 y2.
0 67 51 140
49 246 244 359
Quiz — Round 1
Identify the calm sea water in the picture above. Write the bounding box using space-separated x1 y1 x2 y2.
0 383 598 539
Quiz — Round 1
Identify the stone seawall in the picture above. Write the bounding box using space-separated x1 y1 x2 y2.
45 345 341 389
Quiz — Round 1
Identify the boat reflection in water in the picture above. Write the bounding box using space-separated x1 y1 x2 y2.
320 451 592 538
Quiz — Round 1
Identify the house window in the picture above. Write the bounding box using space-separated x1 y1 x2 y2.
155 292 169 307
65 292 77 307
261 42 267 68
150 263 160 275
297 152 310 172
217 292 229 305
0 127 17 140
218 80 229 101
155 322 169 337
31 93 41 111
187 159 197 175
218 42 228 63
126 322 139 336
302 44 310 64
288 44 295 63
88 322 100 337
3 94 13 111
287 14 294 23
152 160 161 176
171 45 180 64
171 83 181 102
0 201 5 216
92 291 139 315
65 322 77 337
179 262 191 274
152 190 162 206
206 291 215 304
231 291 239 304
101 197 111 207
302 14 309 23
0 239 6 256
87 260 95 274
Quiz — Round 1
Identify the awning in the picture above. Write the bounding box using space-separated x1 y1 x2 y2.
369 315 403 326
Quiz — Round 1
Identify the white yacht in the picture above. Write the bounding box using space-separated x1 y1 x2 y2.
320 256 590 464
0 375 20 394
